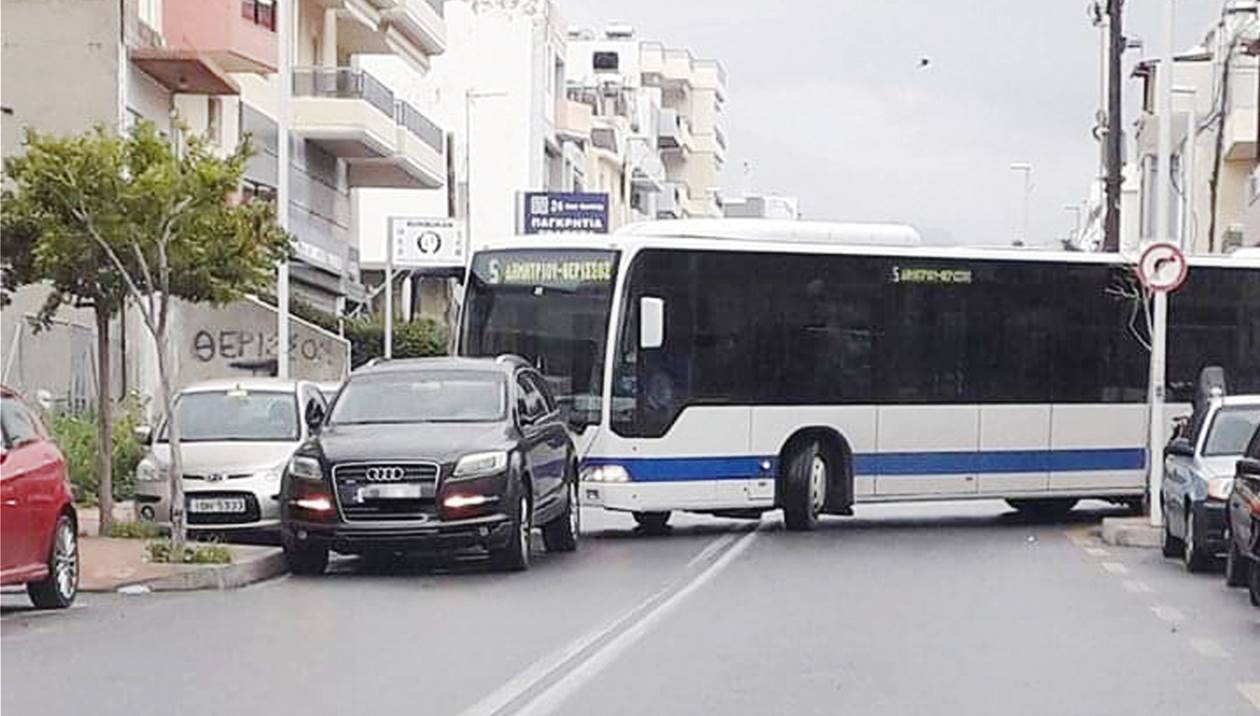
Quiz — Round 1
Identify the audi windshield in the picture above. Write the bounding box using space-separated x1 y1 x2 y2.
329 371 507 424
461 249 619 428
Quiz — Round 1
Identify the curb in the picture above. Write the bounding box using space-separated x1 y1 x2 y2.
104 549 288 593
1100 517 1162 549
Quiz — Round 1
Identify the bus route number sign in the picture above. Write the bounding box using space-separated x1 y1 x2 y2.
1136 242 1188 293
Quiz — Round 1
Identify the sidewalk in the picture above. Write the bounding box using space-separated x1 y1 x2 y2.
75 504 286 592
80 538 286 592
1099 516 1162 549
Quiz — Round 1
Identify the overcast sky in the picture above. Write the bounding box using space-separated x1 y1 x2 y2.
563 0 1222 245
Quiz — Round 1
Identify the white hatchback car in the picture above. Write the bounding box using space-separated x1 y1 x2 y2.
134 378 332 533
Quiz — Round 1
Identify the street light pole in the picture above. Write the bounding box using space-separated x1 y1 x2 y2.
1147 0 1176 529
1010 163 1033 245
1172 86 1197 251
275 0 292 379
1064 204 1083 244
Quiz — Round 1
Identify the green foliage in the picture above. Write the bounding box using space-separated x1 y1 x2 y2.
107 521 163 539
47 399 147 505
345 316 448 367
266 296 449 367
2 121 290 314
147 540 232 565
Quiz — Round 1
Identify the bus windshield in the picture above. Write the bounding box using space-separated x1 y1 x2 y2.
461 249 619 429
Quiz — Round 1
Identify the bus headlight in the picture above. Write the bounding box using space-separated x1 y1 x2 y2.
1206 477 1234 501
581 465 630 483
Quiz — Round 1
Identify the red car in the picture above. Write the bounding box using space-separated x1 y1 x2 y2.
0 387 78 608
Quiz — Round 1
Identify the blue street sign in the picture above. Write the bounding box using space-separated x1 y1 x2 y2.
521 192 610 234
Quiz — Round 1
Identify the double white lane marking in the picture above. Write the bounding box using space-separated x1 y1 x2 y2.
460 526 761 716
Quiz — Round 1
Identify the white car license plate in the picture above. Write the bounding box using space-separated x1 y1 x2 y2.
189 497 247 514
355 484 423 502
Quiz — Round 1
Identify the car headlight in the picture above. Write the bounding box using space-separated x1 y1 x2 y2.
452 451 509 479
1206 477 1234 501
581 464 630 483
288 455 324 482
136 459 165 482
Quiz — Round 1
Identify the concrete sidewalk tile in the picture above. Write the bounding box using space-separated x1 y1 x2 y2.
1100 516 1162 549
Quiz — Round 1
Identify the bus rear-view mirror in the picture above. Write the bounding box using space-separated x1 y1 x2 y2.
640 296 665 350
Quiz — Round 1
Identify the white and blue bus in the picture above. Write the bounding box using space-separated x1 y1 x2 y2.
459 220 1260 530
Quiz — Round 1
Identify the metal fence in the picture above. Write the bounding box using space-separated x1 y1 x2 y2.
396 101 444 152
292 67 397 118
2 315 98 414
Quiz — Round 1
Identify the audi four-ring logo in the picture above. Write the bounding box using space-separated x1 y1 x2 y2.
364 466 407 482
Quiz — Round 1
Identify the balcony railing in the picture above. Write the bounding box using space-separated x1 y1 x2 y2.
292 67 396 119
396 100 443 152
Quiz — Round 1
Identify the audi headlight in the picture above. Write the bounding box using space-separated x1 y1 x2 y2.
1206 476 1234 501
581 464 630 483
136 459 164 482
288 455 324 482
453 451 508 479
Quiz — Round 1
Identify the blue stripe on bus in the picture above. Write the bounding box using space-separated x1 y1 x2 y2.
584 448 1145 482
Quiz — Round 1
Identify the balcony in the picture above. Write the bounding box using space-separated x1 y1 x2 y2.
380 0 447 68
555 99 593 142
291 67 444 188
657 109 692 152
692 59 727 100
657 182 683 219
691 132 726 162
627 136 665 192
130 48 240 95
316 0 446 73
162 0 278 73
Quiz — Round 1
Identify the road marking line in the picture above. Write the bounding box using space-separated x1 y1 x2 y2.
1150 605 1186 623
1238 683 1260 711
511 527 760 716
685 533 738 569
1100 561 1129 575
458 526 758 716
1122 580 1153 594
1084 547 1111 557
1188 639 1231 659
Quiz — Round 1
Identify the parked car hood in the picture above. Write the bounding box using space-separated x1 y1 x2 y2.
314 422 513 464
149 441 300 474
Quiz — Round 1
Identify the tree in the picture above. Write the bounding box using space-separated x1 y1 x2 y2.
2 122 290 552
3 129 134 534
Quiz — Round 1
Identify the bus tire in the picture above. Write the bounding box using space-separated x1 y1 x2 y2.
782 441 826 532
633 511 671 534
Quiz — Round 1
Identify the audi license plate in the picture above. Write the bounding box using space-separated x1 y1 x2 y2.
188 497 247 514
355 484 423 503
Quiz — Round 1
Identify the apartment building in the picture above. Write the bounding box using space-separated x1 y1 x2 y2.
566 26 727 220
1129 2 1260 254
1 0 448 314
354 0 593 320
724 193 801 220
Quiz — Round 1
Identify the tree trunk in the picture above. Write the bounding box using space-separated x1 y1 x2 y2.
94 307 114 535
155 335 186 555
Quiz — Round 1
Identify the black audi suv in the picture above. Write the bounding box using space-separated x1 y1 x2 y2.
279 356 579 574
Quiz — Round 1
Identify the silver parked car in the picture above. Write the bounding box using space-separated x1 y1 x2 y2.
134 379 330 533
1162 371 1260 573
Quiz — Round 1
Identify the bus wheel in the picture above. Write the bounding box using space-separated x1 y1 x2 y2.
633 511 671 534
783 441 826 532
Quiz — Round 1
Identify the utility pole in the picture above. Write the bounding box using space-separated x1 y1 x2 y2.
275 0 292 378
1104 0 1124 252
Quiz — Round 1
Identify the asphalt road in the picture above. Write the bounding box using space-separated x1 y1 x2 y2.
3 501 1258 716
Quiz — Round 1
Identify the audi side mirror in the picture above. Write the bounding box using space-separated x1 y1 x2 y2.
305 402 326 433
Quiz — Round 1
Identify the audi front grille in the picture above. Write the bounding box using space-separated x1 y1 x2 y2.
331 462 440 522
